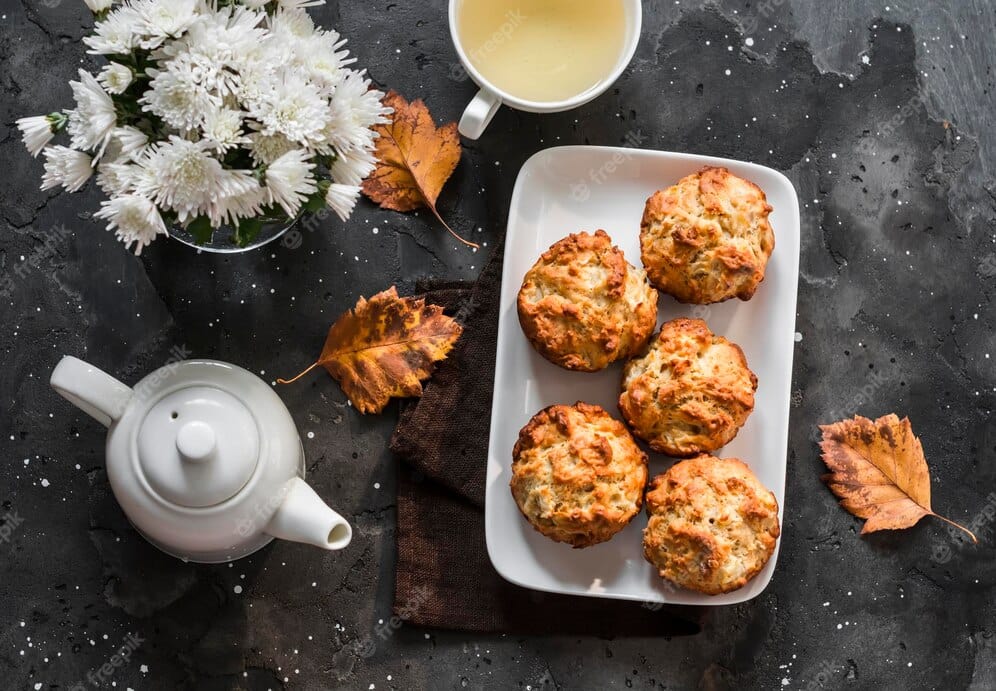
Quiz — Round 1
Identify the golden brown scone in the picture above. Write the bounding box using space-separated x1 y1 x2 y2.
619 318 756 457
517 230 658 372
643 456 780 595
511 402 648 548
640 167 774 304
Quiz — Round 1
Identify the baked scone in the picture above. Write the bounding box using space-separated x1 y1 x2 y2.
511 402 648 548
619 318 756 457
640 167 774 304
517 230 658 372
643 456 780 595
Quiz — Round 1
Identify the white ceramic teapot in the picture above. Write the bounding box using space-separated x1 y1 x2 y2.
50 356 352 563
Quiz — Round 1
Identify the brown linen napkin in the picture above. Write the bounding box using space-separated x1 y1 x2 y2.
390 243 704 636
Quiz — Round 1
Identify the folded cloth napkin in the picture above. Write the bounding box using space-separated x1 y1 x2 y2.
390 242 704 636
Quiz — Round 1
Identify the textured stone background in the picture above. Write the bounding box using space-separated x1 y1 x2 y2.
2 0 996 689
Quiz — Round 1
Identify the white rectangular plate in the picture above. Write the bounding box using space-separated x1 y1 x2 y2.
485 146 800 606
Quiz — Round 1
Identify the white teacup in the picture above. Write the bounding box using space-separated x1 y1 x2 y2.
449 0 643 140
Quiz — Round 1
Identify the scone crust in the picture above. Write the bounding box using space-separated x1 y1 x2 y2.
640 166 774 304
619 318 757 456
643 456 780 595
511 402 649 548
518 230 658 372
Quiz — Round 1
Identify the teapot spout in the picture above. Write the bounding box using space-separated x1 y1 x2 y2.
264 477 352 551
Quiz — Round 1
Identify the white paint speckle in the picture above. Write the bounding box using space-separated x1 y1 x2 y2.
233 585 243 594
794 332 803 342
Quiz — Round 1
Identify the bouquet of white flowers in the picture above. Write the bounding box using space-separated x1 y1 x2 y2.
16 0 391 253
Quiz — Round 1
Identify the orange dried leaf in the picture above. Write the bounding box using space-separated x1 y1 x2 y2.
278 286 463 414
819 414 976 540
361 91 477 248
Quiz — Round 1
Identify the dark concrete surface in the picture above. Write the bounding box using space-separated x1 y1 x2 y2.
2 1 996 689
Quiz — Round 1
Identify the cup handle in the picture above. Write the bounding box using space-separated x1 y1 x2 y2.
458 88 502 140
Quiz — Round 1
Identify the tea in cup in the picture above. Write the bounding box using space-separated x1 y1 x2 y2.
449 0 642 139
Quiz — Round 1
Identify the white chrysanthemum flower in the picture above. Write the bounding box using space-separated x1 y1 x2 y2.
131 0 198 49
133 137 231 223
322 70 389 154
159 5 269 97
66 70 117 157
247 132 296 165
249 71 330 148
84 6 142 54
264 149 316 217
202 108 249 153
94 194 168 255
84 0 116 11
162 6 270 73
240 0 270 8
324 183 360 222
97 62 133 94
234 61 269 106
208 170 266 226
296 31 354 90
269 8 316 40
276 0 326 9
113 126 149 159
142 66 218 132
41 146 93 192
329 146 376 186
96 161 140 195
15 113 64 158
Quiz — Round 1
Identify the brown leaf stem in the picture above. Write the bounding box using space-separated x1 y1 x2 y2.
427 204 479 249
929 512 978 543
276 361 320 385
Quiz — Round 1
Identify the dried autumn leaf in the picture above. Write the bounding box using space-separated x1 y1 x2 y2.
278 287 463 414
362 91 477 248
819 414 976 540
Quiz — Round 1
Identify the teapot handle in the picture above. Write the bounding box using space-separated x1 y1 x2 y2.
51 356 133 428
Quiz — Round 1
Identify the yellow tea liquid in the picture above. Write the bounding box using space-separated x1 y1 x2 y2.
456 0 628 103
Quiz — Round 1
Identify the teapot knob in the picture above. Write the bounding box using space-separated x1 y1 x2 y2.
176 421 217 464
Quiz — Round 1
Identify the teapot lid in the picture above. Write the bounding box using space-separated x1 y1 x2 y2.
137 386 259 507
